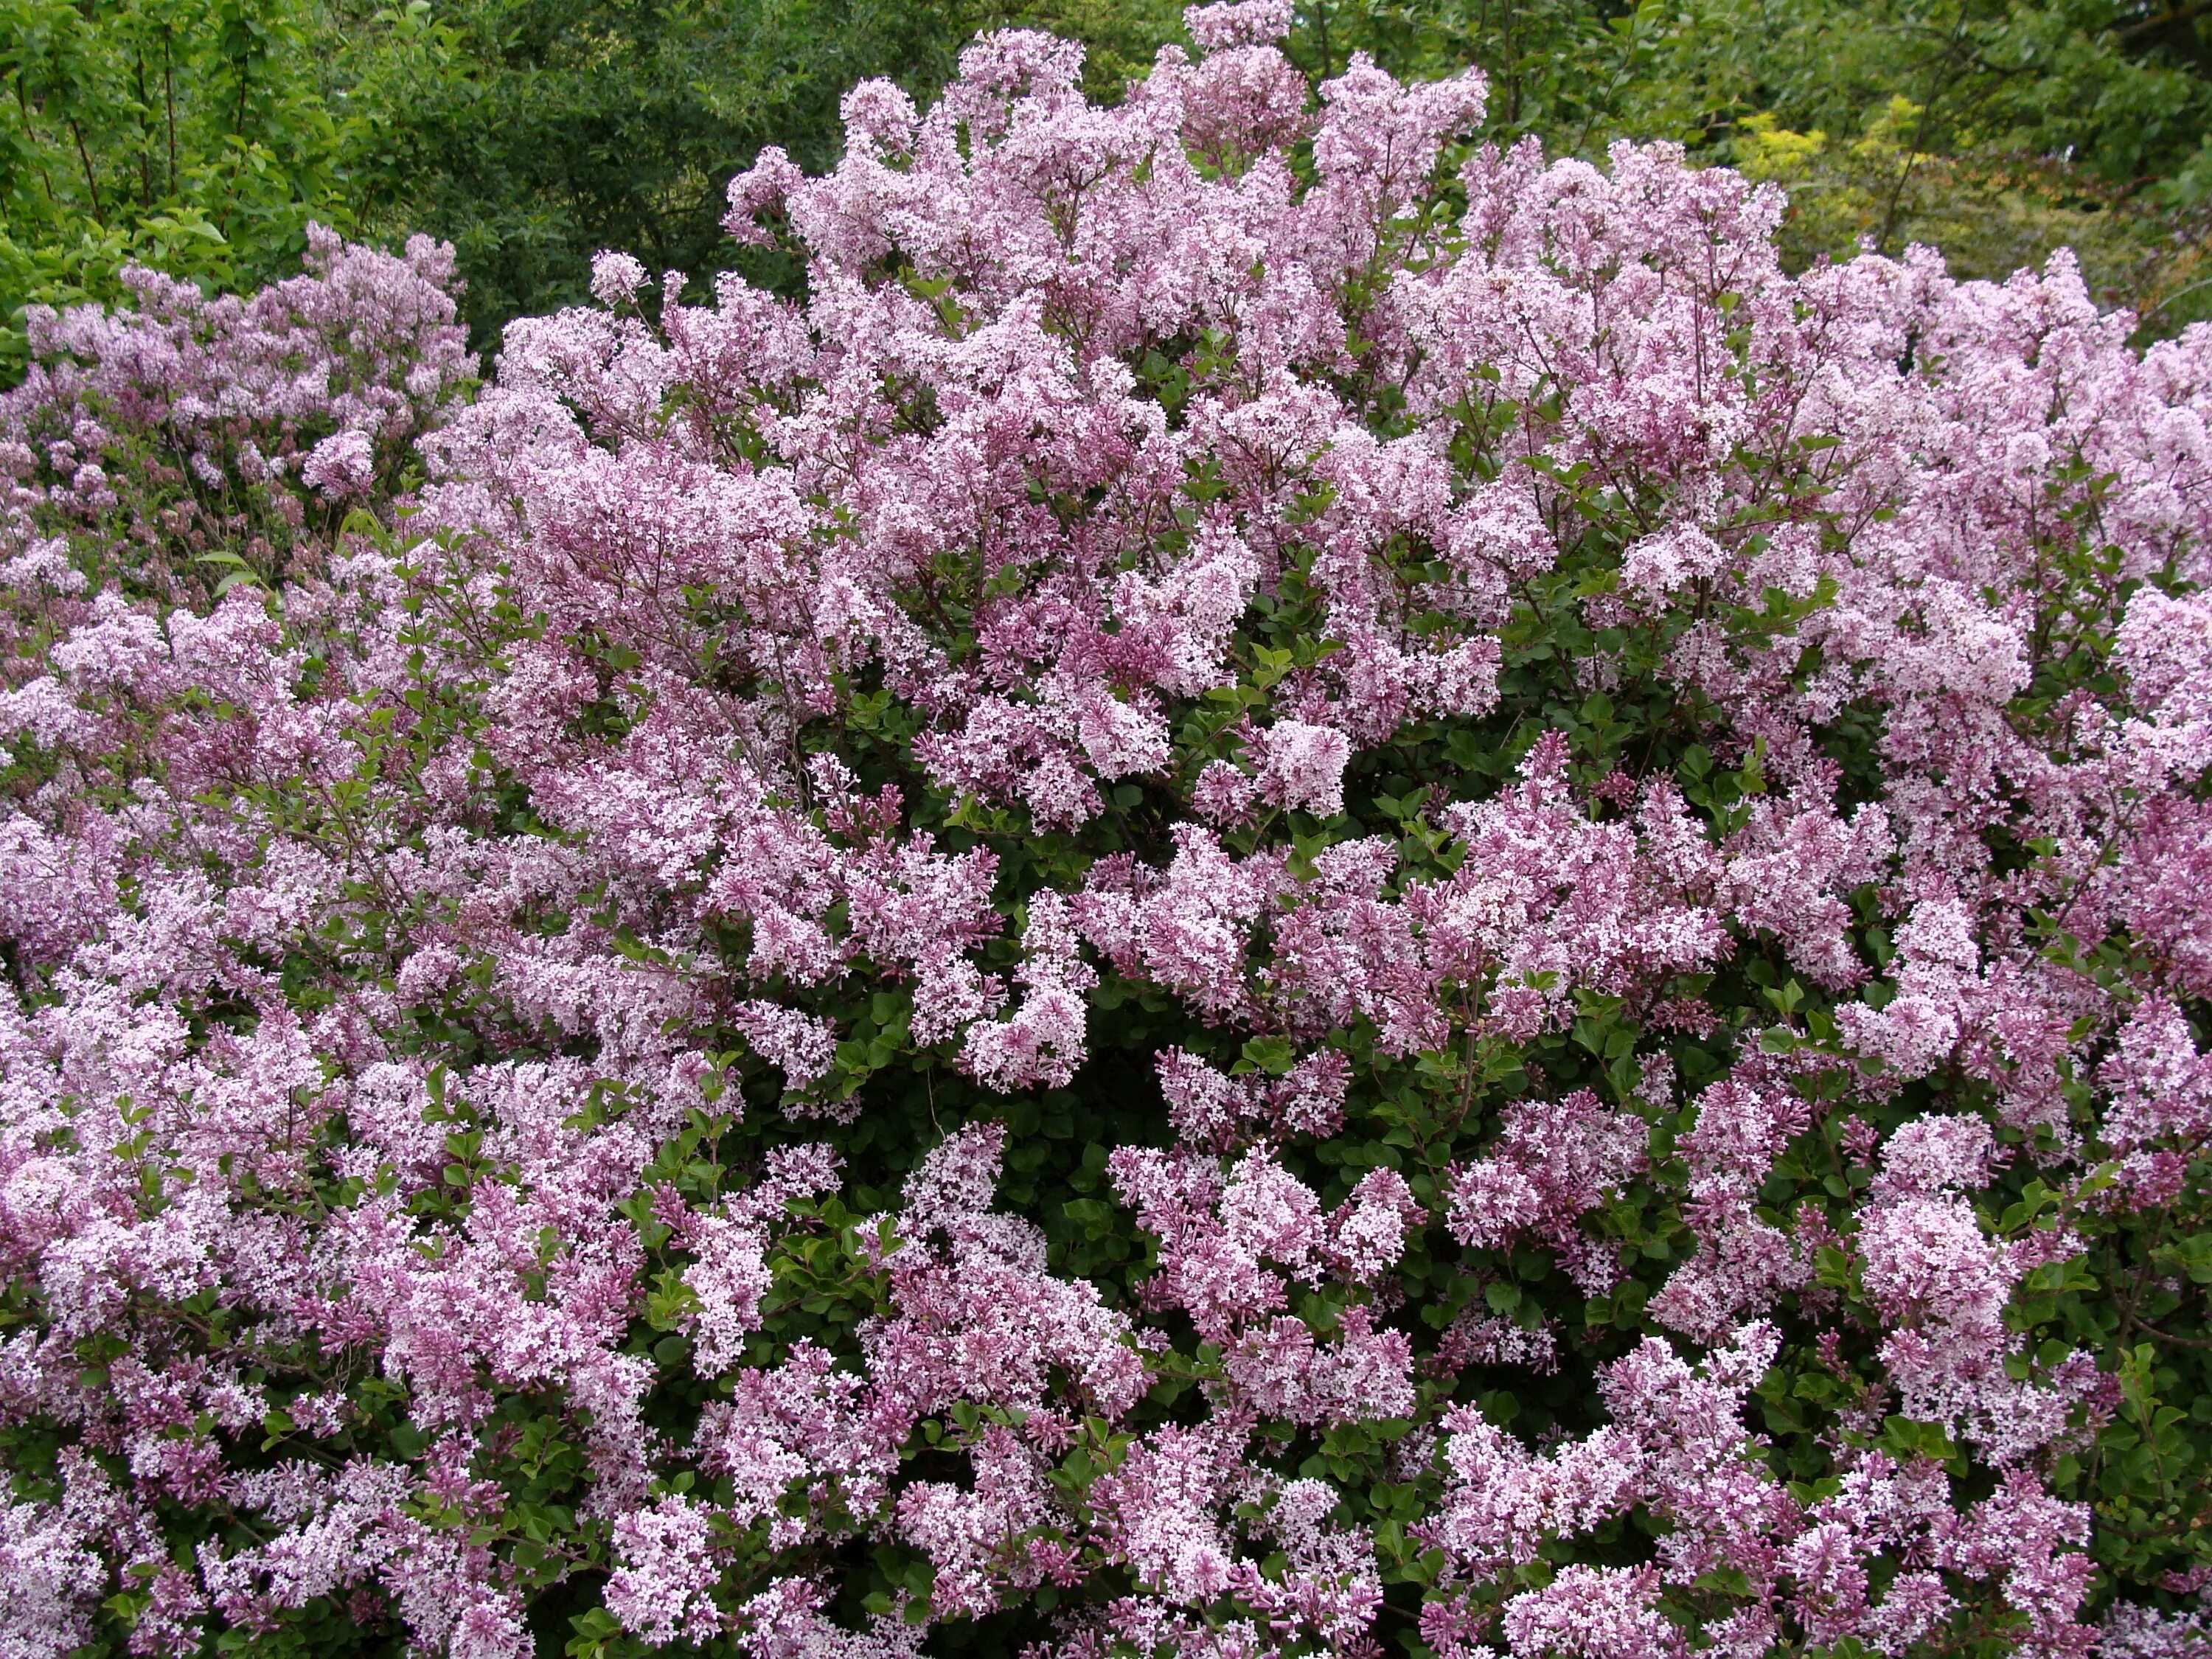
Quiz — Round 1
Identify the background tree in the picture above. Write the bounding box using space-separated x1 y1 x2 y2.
0 0 343 375
9 0 2212 369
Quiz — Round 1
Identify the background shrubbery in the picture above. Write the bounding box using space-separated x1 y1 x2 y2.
9 0 2212 372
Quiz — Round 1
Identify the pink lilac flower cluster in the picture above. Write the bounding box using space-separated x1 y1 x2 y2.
1 225 473 605
4 8 2212 1658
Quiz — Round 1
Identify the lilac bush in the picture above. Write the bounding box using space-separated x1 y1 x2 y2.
2 226 473 608
6 6 2212 1657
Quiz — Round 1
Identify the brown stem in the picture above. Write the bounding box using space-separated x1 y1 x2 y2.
2132 1319 2212 1351
164 33 177 193
134 46 154 207
67 117 104 223
12 80 60 208
2116 0 2212 39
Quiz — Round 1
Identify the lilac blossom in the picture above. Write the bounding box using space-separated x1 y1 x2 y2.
2 8 2211 1657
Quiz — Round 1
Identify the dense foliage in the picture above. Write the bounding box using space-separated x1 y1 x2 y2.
319 0 998 348
0 0 348 372
11 0 2212 369
0 0 992 372
8 7 2212 1658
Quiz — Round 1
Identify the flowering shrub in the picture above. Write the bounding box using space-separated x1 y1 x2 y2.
1 224 473 607
7 7 2212 1658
